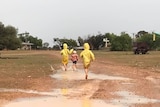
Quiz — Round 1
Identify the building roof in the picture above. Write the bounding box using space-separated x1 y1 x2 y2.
22 42 34 45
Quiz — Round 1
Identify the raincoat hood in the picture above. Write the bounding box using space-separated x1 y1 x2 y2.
84 43 90 50
63 43 68 49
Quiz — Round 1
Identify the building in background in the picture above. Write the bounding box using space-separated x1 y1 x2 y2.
21 42 33 50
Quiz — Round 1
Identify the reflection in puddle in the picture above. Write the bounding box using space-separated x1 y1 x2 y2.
1 88 118 107
61 88 68 95
51 69 130 81
4 97 120 107
82 98 91 107
1 88 160 107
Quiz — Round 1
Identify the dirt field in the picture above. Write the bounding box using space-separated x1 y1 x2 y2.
0 50 160 107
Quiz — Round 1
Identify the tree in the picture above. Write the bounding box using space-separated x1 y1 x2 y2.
111 32 132 51
18 33 42 49
111 36 122 51
135 30 148 38
53 38 78 49
136 33 160 50
0 23 9 50
0 23 21 50
28 36 42 49
0 22 4 36
85 33 104 50
104 33 117 43
53 38 62 49
84 33 119 50
78 36 84 46
43 42 49 48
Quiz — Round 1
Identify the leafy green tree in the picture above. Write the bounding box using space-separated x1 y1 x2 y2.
53 38 78 49
43 42 49 48
84 33 118 50
153 33 160 50
42 42 49 50
18 34 26 42
104 33 117 43
78 36 84 46
60 38 77 48
111 32 132 51
85 33 104 50
0 23 21 50
103 33 117 47
19 33 42 49
28 36 42 49
0 22 4 36
53 38 62 49
136 33 160 50
135 30 148 38
0 22 6 49
111 36 123 51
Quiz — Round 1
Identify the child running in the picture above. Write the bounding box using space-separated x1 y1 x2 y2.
71 50 78 71
60 43 73 71
80 43 95 80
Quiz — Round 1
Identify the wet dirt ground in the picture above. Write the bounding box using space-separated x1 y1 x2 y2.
0 53 160 107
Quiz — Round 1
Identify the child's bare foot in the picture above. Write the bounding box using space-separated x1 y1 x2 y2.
85 75 88 80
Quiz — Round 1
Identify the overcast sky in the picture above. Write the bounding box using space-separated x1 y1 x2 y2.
0 0 160 46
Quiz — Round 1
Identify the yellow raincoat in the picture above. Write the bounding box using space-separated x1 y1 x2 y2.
80 43 95 68
60 43 73 65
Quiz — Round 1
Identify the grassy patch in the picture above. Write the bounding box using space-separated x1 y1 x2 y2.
93 51 160 72
0 50 61 89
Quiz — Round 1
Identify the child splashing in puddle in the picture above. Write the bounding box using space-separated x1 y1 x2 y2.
60 43 73 71
80 43 95 80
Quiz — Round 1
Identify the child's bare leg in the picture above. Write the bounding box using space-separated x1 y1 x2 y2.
72 63 77 71
72 64 75 71
74 64 77 71
84 67 88 79
64 64 67 71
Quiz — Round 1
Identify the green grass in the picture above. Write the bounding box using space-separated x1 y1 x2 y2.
93 51 160 72
0 50 61 89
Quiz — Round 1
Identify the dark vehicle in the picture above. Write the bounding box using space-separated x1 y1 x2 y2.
133 42 149 54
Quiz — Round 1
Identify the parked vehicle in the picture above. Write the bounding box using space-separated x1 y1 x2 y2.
133 42 149 54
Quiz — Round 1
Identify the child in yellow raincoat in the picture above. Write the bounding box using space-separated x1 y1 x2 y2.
80 43 95 79
60 43 73 71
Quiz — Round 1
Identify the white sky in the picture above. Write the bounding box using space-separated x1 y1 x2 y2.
0 0 160 46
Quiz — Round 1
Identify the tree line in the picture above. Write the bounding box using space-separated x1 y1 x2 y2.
0 22 42 50
1 21 160 51
54 31 160 51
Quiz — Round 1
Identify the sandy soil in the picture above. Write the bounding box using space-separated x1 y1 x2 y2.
0 51 160 107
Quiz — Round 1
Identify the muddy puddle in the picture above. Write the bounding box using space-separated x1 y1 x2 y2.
3 97 119 107
2 65 160 107
111 91 160 106
2 87 160 107
50 69 131 81
2 88 160 107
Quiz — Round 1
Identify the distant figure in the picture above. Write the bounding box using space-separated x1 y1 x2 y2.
70 50 78 71
60 43 73 71
80 43 95 80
